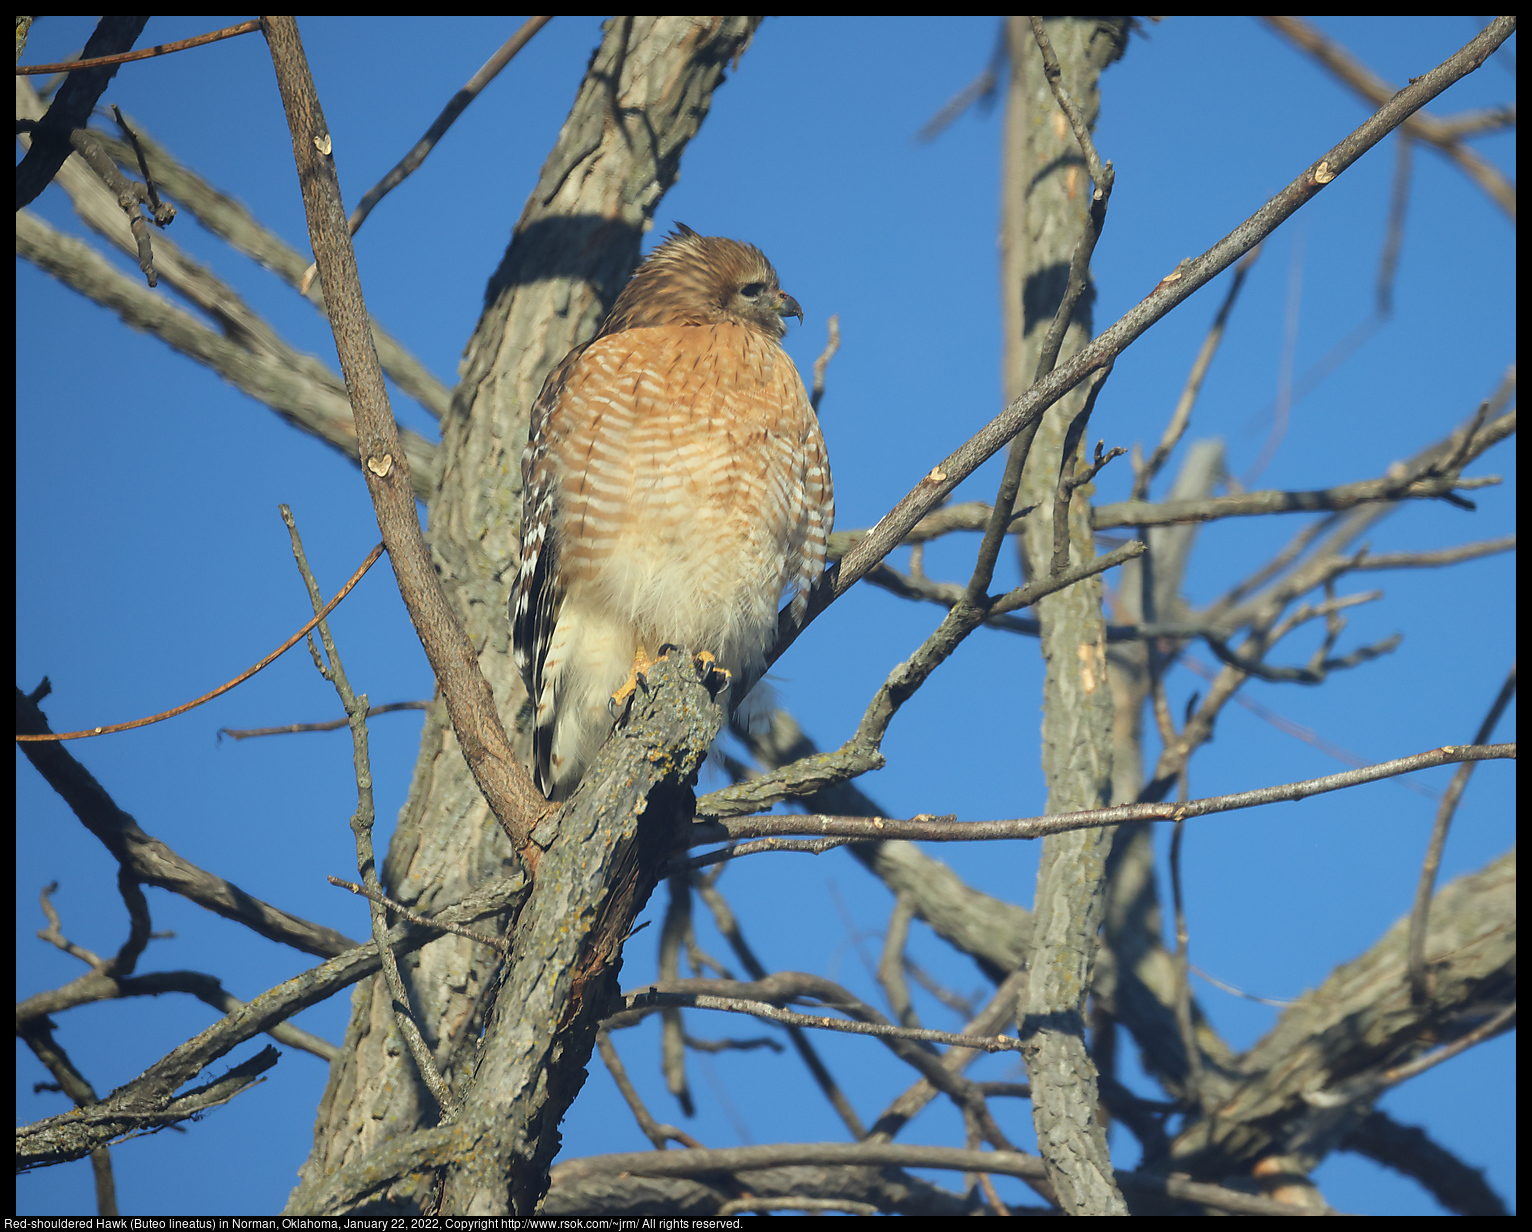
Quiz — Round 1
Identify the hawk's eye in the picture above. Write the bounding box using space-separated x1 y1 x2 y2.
739 282 768 301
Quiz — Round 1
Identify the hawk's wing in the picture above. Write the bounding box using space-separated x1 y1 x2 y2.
512 342 591 795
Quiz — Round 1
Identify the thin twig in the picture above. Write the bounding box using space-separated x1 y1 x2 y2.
109 104 173 224
595 1032 702 1150
1168 804 1205 1104
1405 662 1517 1002
1376 133 1413 316
914 26 1005 143
658 876 695 1116
810 313 840 415
877 897 919 1030
327 876 509 953
689 744 1515 844
17 20 262 75
15 544 386 742
282 506 458 1118
219 700 430 740
1029 16 1108 186
1133 246 1261 501
1048 364 1116 575
1305 1001 1517 1108
624 989 1024 1053
666 835 857 873
350 17 552 239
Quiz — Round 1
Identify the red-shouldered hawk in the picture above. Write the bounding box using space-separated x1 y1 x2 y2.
513 225 834 801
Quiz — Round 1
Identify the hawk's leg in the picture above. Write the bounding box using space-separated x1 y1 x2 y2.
609 642 655 721
609 646 731 721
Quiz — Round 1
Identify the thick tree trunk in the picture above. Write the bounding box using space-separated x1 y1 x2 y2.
1000 15 1131 1216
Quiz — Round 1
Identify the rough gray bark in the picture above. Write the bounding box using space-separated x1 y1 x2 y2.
283 651 725 1214
286 16 761 1214
1000 15 1132 1216
439 652 726 1214
1172 849 1516 1177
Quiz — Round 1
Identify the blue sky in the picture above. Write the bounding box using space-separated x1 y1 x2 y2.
17 16 1515 1216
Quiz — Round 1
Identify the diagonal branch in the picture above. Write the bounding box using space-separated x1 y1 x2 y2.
1261 16 1515 220
767 15 1517 671
263 15 546 852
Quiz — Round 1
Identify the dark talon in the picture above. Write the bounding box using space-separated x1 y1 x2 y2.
692 650 731 700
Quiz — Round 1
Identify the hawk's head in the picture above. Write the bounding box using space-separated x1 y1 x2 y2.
603 223 803 341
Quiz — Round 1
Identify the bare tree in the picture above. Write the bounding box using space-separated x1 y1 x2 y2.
17 16 1514 1216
